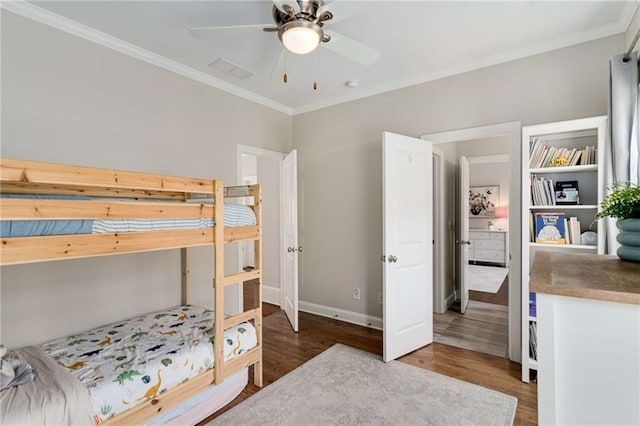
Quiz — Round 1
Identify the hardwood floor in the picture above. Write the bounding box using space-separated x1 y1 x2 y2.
434 300 509 358
200 307 537 425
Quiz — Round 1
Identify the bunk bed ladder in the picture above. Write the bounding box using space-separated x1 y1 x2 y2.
249 184 263 387
216 183 263 387
213 180 225 385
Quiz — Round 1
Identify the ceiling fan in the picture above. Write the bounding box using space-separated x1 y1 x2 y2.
188 0 381 67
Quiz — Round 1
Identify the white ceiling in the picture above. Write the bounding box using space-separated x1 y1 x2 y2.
11 1 639 114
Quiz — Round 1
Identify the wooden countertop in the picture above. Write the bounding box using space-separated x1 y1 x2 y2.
530 252 640 305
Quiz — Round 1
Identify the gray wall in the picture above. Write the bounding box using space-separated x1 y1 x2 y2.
0 11 292 348
293 34 623 319
257 156 281 293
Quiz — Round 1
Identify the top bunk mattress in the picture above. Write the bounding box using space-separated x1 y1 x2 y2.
41 305 257 424
0 195 256 238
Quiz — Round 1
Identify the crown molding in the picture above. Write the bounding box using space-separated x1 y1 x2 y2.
292 19 627 115
2 1 630 118
1 0 293 116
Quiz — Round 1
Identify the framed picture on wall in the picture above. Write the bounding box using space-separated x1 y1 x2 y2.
469 186 499 217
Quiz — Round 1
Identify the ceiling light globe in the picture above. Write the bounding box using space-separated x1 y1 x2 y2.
282 26 321 55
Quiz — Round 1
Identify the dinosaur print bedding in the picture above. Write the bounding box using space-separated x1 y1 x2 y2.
41 305 257 424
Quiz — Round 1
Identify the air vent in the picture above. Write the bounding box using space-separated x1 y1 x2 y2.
209 58 254 79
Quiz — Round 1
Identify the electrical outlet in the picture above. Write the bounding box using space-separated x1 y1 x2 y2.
378 292 383 304
352 288 361 300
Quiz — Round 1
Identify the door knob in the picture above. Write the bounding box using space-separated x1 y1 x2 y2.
298 246 303 253
456 240 472 245
388 255 398 263
287 246 295 253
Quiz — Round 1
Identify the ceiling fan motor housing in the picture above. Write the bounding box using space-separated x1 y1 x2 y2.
274 0 332 49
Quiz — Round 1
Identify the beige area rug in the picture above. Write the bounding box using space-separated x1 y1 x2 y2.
209 344 517 426
468 264 508 293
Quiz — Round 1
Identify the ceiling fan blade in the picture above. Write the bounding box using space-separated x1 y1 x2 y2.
322 30 381 66
321 1 366 24
272 0 300 14
189 24 270 39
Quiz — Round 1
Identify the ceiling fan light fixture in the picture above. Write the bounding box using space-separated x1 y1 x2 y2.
280 21 322 55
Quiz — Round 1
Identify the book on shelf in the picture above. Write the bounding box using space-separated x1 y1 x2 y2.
568 217 581 245
529 292 537 318
530 176 556 206
535 212 566 244
529 322 538 361
529 138 597 168
529 211 535 243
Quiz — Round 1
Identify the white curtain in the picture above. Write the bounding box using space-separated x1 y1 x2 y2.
605 51 640 254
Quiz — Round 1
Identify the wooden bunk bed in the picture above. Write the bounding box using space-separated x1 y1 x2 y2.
0 157 263 425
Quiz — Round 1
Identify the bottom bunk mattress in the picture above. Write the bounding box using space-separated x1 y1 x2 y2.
41 305 257 424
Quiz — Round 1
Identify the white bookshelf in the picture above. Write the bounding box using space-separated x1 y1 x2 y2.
521 116 607 383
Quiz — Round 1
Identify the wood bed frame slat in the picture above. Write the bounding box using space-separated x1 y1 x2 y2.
1 226 261 265
224 225 261 243
0 198 215 220
0 158 214 193
222 269 261 286
0 182 190 199
249 185 263 387
213 181 225 385
224 308 260 330
1 229 215 265
223 346 262 378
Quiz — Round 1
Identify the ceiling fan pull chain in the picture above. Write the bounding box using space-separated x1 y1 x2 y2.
283 52 288 83
313 49 318 90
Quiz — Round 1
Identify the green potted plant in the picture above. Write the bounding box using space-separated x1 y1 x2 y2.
596 182 640 262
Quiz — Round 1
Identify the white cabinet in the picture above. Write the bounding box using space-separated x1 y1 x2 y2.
469 230 508 266
531 252 640 425
520 116 607 383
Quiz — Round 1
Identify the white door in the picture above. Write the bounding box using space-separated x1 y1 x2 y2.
282 150 299 332
383 132 433 362
458 156 470 314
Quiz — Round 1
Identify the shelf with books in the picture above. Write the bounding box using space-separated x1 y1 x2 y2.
529 205 597 210
521 116 607 383
529 242 597 250
529 164 598 174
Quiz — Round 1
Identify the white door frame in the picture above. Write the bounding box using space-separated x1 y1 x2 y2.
431 145 446 314
421 121 522 363
458 155 470 314
236 145 287 309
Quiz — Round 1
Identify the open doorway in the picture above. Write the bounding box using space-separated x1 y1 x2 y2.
423 122 522 363
440 145 511 357
237 145 300 332
238 149 282 318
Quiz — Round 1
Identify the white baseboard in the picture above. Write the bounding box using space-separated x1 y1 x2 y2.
299 300 382 330
262 285 281 306
445 292 456 309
